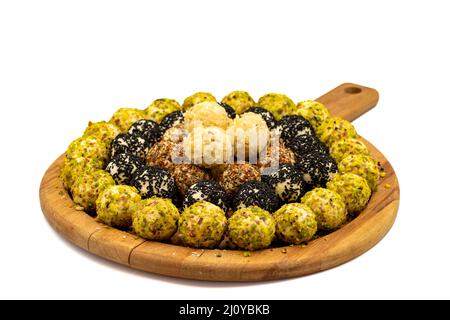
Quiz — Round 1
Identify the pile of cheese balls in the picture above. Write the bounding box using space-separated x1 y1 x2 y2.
60 90 380 251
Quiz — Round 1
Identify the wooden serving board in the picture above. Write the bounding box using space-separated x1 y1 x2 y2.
39 83 399 282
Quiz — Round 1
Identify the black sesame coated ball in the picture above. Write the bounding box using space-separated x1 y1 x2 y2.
183 180 230 212
233 180 279 212
128 119 159 136
289 134 328 158
106 153 144 185
295 152 338 187
159 111 185 132
277 115 314 143
131 166 177 199
110 133 151 160
218 102 237 119
110 133 129 158
262 164 307 203
246 107 277 129
128 119 162 146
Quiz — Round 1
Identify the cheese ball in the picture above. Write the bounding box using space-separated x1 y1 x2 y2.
183 180 230 212
183 126 233 167
83 121 121 147
106 153 144 184
228 206 276 251
327 173 371 214
131 166 177 199
110 133 151 160
233 181 279 213
183 101 231 131
159 111 185 133
143 98 182 123
263 164 307 203
146 139 179 172
160 124 188 144
245 106 277 129
258 141 296 173
178 201 227 248
132 197 180 241
172 164 211 194
338 154 380 191
301 188 347 230
317 117 358 147
221 91 255 114
329 138 370 162
66 136 109 166
182 92 216 110
109 107 144 132
231 112 269 159
128 118 159 135
274 203 317 244
218 233 238 250
71 169 115 213
258 93 296 121
109 133 129 158
60 157 101 190
295 100 331 130
219 163 261 195
289 134 328 158
96 185 141 229
295 152 337 187
128 119 162 144
277 115 314 144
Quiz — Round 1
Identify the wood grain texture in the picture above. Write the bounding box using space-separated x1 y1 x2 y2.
39 83 399 281
316 83 379 121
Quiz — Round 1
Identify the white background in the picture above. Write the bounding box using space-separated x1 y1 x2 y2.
1 0 449 300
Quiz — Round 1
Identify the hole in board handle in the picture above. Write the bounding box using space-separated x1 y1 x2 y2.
344 87 362 94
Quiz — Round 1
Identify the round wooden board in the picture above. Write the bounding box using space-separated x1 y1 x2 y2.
39 83 400 282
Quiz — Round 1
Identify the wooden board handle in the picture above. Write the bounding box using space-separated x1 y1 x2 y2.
316 83 379 121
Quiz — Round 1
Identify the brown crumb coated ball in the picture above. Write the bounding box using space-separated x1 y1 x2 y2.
146 139 182 173
172 164 211 194
258 141 296 173
219 163 261 195
209 164 229 179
